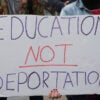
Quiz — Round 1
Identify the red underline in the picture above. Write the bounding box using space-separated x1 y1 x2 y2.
19 64 78 68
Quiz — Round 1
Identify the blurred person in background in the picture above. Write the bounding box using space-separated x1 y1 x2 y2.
20 0 27 14
27 0 33 14
48 0 76 14
0 0 8 14
7 0 20 14
60 0 100 15
21 0 33 14
21 0 44 15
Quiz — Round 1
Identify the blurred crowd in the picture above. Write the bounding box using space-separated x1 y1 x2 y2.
0 0 75 15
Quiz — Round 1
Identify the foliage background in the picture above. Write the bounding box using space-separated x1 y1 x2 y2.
0 0 53 15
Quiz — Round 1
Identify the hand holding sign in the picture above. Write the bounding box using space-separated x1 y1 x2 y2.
48 89 62 99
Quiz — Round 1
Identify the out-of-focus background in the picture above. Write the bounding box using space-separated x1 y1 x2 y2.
0 0 59 15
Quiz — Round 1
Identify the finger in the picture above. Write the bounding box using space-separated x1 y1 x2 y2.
58 93 62 98
54 89 62 98
53 89 58 98
51 89 58 98
48 90 52 98
48 89 61 98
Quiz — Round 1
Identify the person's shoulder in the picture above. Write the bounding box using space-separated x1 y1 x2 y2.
62 2 77 13
60 2 77 16
64 2 76 9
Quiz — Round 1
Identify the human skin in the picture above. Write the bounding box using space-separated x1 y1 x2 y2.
48 89 62 99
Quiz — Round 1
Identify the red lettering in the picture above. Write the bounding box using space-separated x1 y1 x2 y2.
20 44 78 68
40 46 55 62
55 44 72 64
24 46 40 64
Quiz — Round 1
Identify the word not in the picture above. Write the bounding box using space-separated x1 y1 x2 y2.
20 44 78 68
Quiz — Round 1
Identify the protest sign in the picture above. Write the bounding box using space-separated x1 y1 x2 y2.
0 15 100 97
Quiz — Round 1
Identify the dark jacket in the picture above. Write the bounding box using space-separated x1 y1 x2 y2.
48 0 76 12
67 95 100 100
27 0 33 14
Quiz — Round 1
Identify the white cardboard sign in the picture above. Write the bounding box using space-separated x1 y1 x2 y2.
0 15 100 97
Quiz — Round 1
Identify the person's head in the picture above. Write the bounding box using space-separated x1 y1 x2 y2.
82 0 100 10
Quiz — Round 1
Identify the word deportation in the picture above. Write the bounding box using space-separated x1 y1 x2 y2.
0 70 100 92
0 15 100 40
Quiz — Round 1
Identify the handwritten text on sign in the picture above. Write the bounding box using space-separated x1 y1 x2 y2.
0 15 100 96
